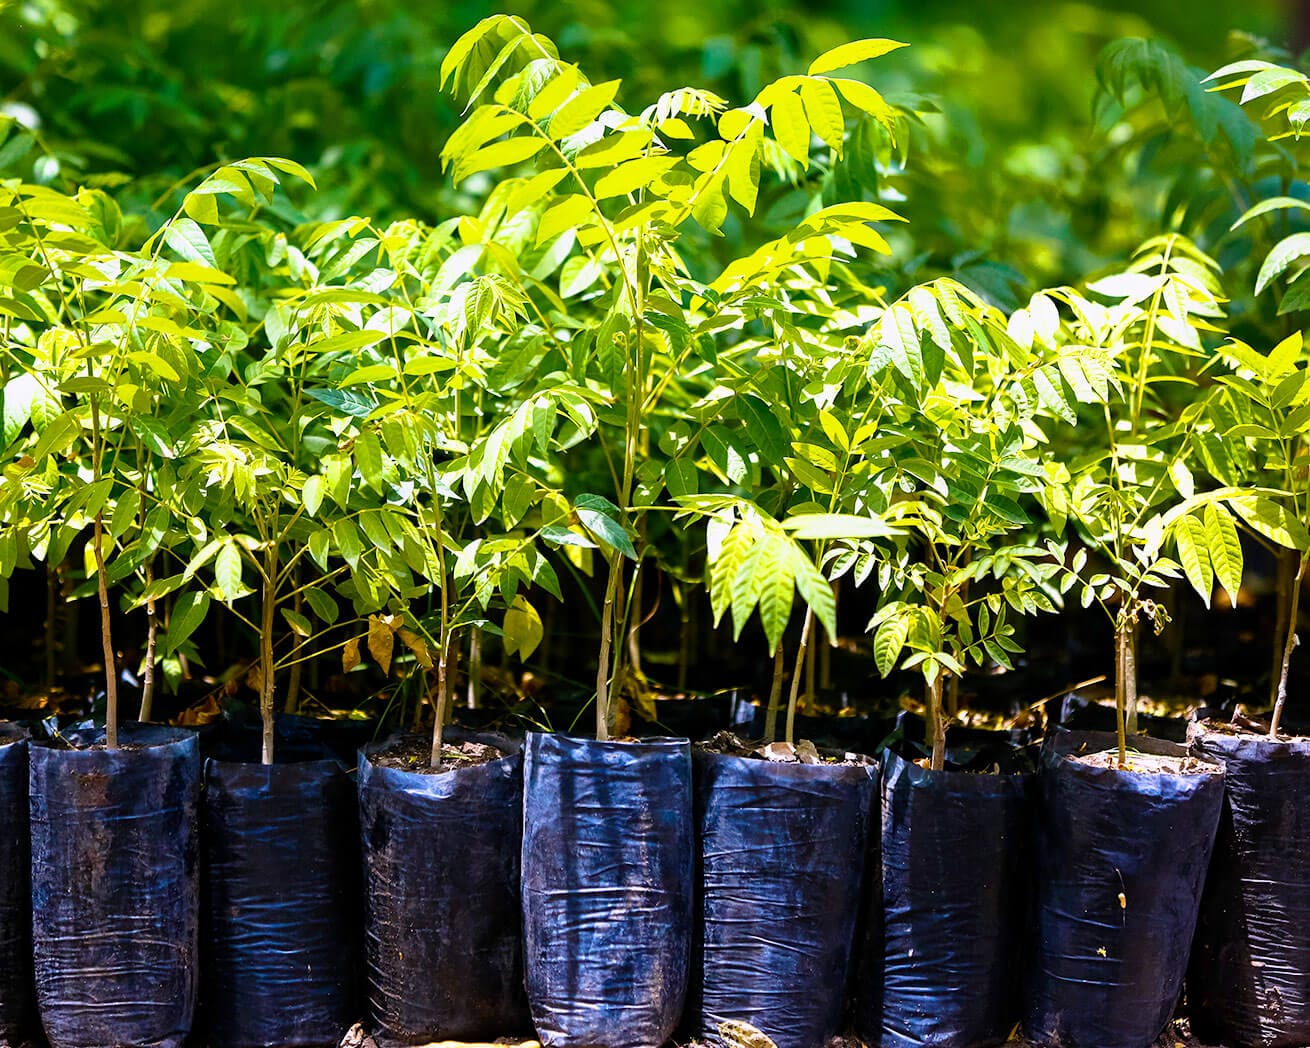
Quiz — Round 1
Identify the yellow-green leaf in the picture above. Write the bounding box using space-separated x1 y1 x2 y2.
1175 515 1214 608
770 90 811 167
830 78 897 128
1204 502 1243 605
593 157 677 199
503 595 544 658
536 195 593 244
800 79 846 152
454 137 547 182
725 133 762 214
807 38 909 76
368 614 396 675
549 80 622 139
527 65 581 119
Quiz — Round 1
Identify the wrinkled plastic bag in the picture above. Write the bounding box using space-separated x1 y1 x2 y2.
856 748 1031 1048
688 748 876 1048
30 723 200 1048
201 758 359 1048
0 725 32 1047
359 738 528 1044
522 733 692 1048
1188 728 1310 1048
1025 731 1223 1048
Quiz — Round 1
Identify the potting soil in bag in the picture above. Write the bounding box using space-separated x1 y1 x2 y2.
0 726 31 1047
521 732 693 1048
857 748 1031 1048
688 748 876 1048
1188 729 1310 1048
201 758 358 1048
1025 731 1223 1048
29 723 200 1048
359 738 529 1044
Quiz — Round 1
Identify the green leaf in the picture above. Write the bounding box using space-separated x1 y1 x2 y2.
163 217 216 267
1241 66 1306 103
757 539 795 653
559 255 603 298
307 329 388 356
355 429 385 492
807 38 908 76
738 394 786 462
302 475 325 517
281 608 313 638
1174 515 1213 607
304 587 340 625
575 493 635 559
874 610 910 676
789 542 837 641
215 541 244 603
1256 233 1310 295
1231 196 1310 231
781 513 898 540
109 488 140 540
162 591 210 657
1204 502 1243 605
1229 495 1310 552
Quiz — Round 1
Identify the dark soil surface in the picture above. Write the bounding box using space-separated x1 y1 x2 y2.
696 730 872 767
1071 749 1215 775
368 734 504 775
1194 714 1309 743
35 738 151 753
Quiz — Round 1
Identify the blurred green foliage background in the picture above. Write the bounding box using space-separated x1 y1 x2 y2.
0 0 1299 301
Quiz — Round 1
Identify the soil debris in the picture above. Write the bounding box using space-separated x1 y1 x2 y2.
1071 749 1215 775
338 1023 540 1048
697 730 870 766
370 735 504 775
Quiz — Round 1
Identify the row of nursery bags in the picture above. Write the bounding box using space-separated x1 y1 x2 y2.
0 721 1299 1048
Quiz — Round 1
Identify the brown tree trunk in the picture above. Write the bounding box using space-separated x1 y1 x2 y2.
1272 548 1296 708
787 609 815 747
139 557 158 723
467 627 482 710
93 513 118 749
595 555 622 742
1115 623 1130 769
259 562 277 766
431 637 452 769
929 673 946 772
763 643 785 744
1124 619 1139 737
283 574 303 715
1270 557 1308 738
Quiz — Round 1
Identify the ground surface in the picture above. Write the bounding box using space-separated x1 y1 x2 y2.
337 1018 1222 1048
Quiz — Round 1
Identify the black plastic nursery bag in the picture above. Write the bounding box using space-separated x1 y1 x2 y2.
857 748 1031 1048
29 723 200 1048
521 732 693 1048
0 725 31 1047
359 741 529 1044
201 758 359 1048
689 749 876 1048
1025 731 1223 1048
1188 730 1310 1048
